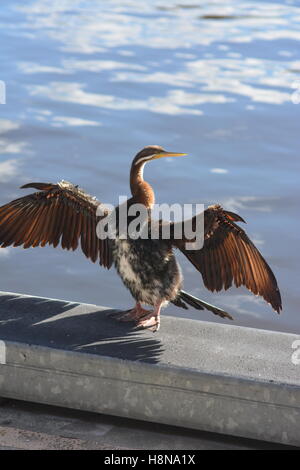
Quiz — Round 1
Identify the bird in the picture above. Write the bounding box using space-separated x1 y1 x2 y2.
0 145 282 331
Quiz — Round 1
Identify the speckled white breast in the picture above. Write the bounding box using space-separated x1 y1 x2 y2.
112 238 182 306
114 239 143 290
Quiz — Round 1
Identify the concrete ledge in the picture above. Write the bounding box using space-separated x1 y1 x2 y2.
0 291 299 446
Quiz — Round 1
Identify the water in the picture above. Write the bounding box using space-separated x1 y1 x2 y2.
0 0 299 333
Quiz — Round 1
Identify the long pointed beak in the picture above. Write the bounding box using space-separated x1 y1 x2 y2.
153 151 187 160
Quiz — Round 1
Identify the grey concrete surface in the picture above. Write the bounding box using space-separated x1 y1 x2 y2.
0 399 295 450
0 291 299 447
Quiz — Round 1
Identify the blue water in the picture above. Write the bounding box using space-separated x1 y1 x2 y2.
0 0 299 333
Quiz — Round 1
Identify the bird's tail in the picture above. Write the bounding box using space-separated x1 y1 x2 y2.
173 290 234 321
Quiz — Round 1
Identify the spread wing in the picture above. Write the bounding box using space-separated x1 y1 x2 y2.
171 204 282 313
0 181 113 268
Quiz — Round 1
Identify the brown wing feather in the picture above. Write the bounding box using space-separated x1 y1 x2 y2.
172 204 282 313
0 181 112 269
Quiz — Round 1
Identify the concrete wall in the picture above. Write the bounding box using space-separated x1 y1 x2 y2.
0 291 299 446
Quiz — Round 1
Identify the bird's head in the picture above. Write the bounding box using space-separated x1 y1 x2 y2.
132 145 187 168
130 145 187 206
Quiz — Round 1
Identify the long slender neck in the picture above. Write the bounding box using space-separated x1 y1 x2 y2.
130 161 155 208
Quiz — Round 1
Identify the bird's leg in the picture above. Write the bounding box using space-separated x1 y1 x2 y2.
116 302 152 322
135 301 162 332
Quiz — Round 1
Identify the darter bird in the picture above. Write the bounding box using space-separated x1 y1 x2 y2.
0 145 282 331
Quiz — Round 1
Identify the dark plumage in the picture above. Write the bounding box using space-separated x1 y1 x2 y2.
0 145 282 331
113 237 182 306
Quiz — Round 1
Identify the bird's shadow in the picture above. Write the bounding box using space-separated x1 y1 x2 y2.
0 293 163 364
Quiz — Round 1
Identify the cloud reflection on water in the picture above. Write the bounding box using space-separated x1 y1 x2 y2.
14 0 300 109
15 0 300 51
28 81 225 115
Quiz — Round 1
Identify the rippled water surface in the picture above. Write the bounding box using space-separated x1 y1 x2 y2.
0 0 299 333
